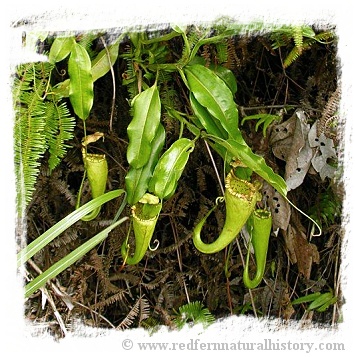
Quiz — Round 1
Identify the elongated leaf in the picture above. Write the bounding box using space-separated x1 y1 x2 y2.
292 292 321 305
125 123 166 205
48 37 75 64
149 138 194 199
188 56 237 94
184 64 239 139
212 64 237 95
205 134 288 197
17 189 125 267
91 39 120 82
68 42 94 120
316 296 337 312
24 217 128 298
307 292 334 311
126 83 161 168
190 93 227 139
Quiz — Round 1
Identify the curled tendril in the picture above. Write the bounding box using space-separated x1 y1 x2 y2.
215 196 225 205
149 239 160 251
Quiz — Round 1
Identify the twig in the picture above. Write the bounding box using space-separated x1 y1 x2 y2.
203 139 224 195
101 36 116 132
170 215 190 303
27 259 68 336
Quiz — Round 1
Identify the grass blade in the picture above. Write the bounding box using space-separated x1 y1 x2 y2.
24 217 128 298
17 189 125 267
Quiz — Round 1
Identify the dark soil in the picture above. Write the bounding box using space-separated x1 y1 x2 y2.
22 25 343 338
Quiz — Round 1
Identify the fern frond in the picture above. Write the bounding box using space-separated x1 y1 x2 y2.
158 71 178 110
308 187 341 229
225 37 238 69
117 296 150 330
270 25 334 68
94 290 128 310
12 63 34 103
13 61 76 215
116 299 140 330
139 297 151 323
173 301 215 330
14 80 48 216
314 31 335 43
46 100 76 172
215 39 229 64
179 28 200 64
201 45 211 67
122 45 140 106
282 46 302 68
292 26 304 50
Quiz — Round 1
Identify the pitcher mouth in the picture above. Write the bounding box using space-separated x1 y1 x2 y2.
84 152 106 163
253 208 272 220
225 171 260 202
131 203 161 223
131 194 162 223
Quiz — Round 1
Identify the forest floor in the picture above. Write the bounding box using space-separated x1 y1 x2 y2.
21 25 343 339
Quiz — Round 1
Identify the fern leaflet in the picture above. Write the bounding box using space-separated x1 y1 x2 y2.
46 101 76 172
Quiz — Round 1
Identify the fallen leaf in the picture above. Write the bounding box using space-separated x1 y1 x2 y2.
284 110 314 190
269 113 297 160
262 181 291 232
270 110 314 190
308 121 337 180
282 212 320 279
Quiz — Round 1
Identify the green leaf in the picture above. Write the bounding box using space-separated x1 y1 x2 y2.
48 37 75 64
126 83 161 168
173 301 215 330
149 138 194 199
184 64 239 139
242 113 281 137
190 92 228 139
68 42 94 120
91 39 120 82
17 189 125 267
316 296 337 312
291 292 321 305
212 64 237 95
307 292 334 311
205 134 288 197
125 123 165 205
24 216 128 298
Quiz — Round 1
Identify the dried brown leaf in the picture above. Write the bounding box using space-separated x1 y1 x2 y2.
262 181 291 231
284 110 314 190
282 215 319 279
269 113 297 160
